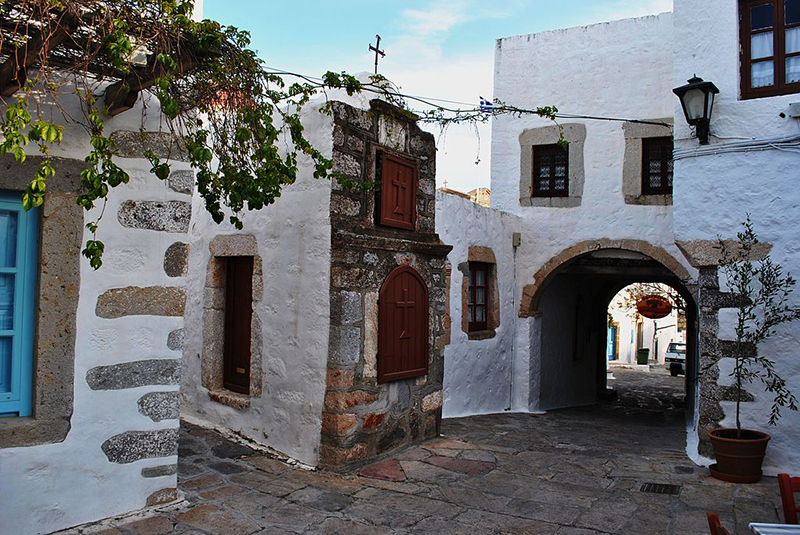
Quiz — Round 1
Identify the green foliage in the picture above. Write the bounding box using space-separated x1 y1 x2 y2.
2 0 560 269
717 216 800 430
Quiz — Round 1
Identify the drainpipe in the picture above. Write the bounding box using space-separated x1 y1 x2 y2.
507 231 521 411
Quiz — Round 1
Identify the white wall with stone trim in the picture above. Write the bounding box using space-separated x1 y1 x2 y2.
181 101 335 468
672 0 800 473
435 191 521 417
0 92 189 535
488 13 697 412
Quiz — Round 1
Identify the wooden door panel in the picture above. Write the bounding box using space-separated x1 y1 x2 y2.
378 266 428 383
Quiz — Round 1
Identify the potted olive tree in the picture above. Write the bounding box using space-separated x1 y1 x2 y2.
708 217 800 483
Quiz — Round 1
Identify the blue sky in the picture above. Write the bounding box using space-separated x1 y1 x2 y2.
205 0 672 192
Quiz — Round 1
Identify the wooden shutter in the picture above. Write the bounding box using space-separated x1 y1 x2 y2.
223 256 253 394
532 144 569 197
0 193 38 418
379 153 418 230
378 266 428 383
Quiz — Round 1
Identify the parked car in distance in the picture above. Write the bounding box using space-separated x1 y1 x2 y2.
665 342 686 376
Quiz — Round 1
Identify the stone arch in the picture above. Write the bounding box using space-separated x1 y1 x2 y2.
519 239 692 317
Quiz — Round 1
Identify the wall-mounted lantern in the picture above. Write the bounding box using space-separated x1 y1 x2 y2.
673 76 719 145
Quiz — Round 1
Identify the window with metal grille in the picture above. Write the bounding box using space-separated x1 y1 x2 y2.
641 137 674 195
468 262 490 332
223 256 253 394
378 265 428 383
740 0 800 99
532 144 569 197
378 153 418 230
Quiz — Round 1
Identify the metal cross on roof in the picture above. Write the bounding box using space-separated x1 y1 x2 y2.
369 34 385 74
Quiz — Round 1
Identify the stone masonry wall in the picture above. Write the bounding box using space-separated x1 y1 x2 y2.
320 100 452 469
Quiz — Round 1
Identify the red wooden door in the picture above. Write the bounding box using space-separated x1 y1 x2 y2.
379 153 418 230
378 265 428 383
223 256 253 394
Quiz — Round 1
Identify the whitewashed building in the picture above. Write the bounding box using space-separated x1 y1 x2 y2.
437 1 800 474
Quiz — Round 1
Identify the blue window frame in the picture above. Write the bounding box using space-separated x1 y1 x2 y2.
0 192 39 417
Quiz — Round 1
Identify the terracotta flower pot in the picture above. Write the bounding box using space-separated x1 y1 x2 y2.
708 428 771 483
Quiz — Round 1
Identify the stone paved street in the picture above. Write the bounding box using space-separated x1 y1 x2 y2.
74 369 783 535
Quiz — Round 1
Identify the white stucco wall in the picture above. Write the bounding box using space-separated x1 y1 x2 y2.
0 93 186 535
673 0 800 474
489 13 697 411
435 191 521 417
181 102 334 467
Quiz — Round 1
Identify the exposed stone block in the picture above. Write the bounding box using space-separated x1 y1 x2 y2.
329 326 362 366
86 359 181 390
320 442 368 466
101 428 179 464
96 286 186 318
363 413 385 429
138 391 179 422
347 134 365 153
141 464 178 478
422 390 443 412
167 328 184 351
333 151 362 178
332 291 363 325
326 368 355 389
146 487 179 506
677 239 772 267
700 289 746 309
321 412 358 435
208 390 250 410
163 242 189 277
331 267 376 288
110 130 188 161
331 196 361 217
363 252 379 266
168 170 194 194
378 114 408 151
324 390 378 412
331 102 373 131
118 200 191 233
378 426 407 453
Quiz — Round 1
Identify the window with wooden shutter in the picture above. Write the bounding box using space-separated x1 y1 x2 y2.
468 262 490 332
532 144 569 197
379 153 418 230
223 256 253 394
0 193 38 418
378 266 428 383
641 137 674 195
740 0 800 99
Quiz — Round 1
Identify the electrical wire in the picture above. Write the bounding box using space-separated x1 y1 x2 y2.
261 66 671 127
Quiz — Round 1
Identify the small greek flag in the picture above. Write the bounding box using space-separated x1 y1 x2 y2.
479 96 493 113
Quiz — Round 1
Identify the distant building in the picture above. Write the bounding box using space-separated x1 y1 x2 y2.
468 187 491 207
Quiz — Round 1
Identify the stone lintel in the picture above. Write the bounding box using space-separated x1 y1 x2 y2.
676 239 772 268
86 359 181 390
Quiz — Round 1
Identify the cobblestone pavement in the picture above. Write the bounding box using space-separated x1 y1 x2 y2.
81 369 783 535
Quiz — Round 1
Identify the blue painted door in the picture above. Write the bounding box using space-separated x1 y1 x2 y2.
607 326 618 361
0 192 39 417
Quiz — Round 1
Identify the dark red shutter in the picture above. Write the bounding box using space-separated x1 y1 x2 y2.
378 266 428 383
223 256 253 394
379 153 418 230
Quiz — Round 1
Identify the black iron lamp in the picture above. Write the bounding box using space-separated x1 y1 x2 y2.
673 76 719 145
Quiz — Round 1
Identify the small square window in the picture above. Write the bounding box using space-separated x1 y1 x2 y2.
532 144 569 197
468 262 490 332
641 137 674 195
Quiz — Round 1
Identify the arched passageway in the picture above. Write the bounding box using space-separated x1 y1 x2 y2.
527 247 697 419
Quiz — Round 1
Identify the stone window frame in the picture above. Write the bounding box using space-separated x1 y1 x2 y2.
519 123 586 208
460 246 500 340
0 156 84 448
622 119 674 206
202 234 263 410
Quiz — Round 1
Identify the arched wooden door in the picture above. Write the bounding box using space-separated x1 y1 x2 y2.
378 265 429 383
